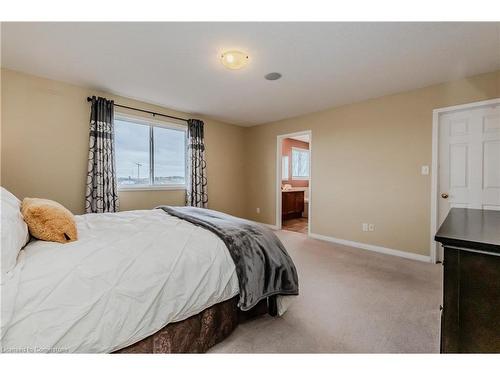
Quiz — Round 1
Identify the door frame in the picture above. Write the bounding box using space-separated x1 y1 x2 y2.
276 130 312 234
430 98 500 263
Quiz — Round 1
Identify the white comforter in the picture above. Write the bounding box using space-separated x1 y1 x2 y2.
1 209 239 353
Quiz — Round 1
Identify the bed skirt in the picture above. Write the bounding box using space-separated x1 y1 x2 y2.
114 296 268 353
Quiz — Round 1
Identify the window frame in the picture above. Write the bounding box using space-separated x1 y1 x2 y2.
291 147 310 180
115 111 188 191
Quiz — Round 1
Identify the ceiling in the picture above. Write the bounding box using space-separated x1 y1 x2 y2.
288 135 310 143
2 22 499 126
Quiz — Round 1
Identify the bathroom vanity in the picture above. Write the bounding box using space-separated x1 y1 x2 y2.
281 190 305 220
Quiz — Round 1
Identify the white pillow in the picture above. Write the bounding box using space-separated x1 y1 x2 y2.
1 187 29 275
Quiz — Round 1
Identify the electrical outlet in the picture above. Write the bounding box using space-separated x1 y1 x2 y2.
256 207 260 214
362 223 369 232
368 224 375 232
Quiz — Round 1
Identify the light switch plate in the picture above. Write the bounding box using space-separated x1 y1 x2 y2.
421 165 430 175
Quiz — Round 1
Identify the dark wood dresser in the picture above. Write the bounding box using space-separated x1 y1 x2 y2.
435 208 500 353
282 190 304 220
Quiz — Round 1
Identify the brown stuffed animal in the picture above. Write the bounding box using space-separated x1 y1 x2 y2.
21 198 78 243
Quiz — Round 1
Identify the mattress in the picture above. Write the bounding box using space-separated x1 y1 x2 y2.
1 209 239 353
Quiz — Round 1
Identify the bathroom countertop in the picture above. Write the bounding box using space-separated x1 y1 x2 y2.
282 187 308 192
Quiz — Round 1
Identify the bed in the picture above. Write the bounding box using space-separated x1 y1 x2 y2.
1 207 298 353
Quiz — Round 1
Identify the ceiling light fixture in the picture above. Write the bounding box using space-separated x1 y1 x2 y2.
220 50 249 70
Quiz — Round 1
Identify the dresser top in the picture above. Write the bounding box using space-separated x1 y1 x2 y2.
435 208 500 254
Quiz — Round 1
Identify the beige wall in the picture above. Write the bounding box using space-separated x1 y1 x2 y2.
1 69 247 216
243 70 500 256
2 68 499 258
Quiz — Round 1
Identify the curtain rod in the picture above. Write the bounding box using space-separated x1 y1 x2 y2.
86 97 189 123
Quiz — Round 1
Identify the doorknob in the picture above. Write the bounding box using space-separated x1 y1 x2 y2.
441 193 449 199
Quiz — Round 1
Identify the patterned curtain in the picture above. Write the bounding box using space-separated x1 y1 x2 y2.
85 96 119 213
186 119 208 208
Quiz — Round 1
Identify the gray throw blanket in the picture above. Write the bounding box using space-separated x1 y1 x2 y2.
158 206 299 311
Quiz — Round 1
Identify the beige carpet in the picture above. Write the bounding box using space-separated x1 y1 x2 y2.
209 230 442 353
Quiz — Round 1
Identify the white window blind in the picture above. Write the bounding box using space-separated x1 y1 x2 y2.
282 156 289 180
292 147 310 179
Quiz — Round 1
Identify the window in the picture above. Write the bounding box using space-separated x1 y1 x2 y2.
282 156 289 180
115 114 186 190
291 147 310 179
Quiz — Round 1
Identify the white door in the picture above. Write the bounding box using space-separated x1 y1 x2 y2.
438 104 500 228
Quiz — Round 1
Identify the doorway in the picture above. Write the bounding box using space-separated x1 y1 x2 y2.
431 98 500 262
276 131 312 235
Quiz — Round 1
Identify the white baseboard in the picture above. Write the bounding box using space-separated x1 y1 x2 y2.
309 232 431 263
263 223 280 230
252 220 279 231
